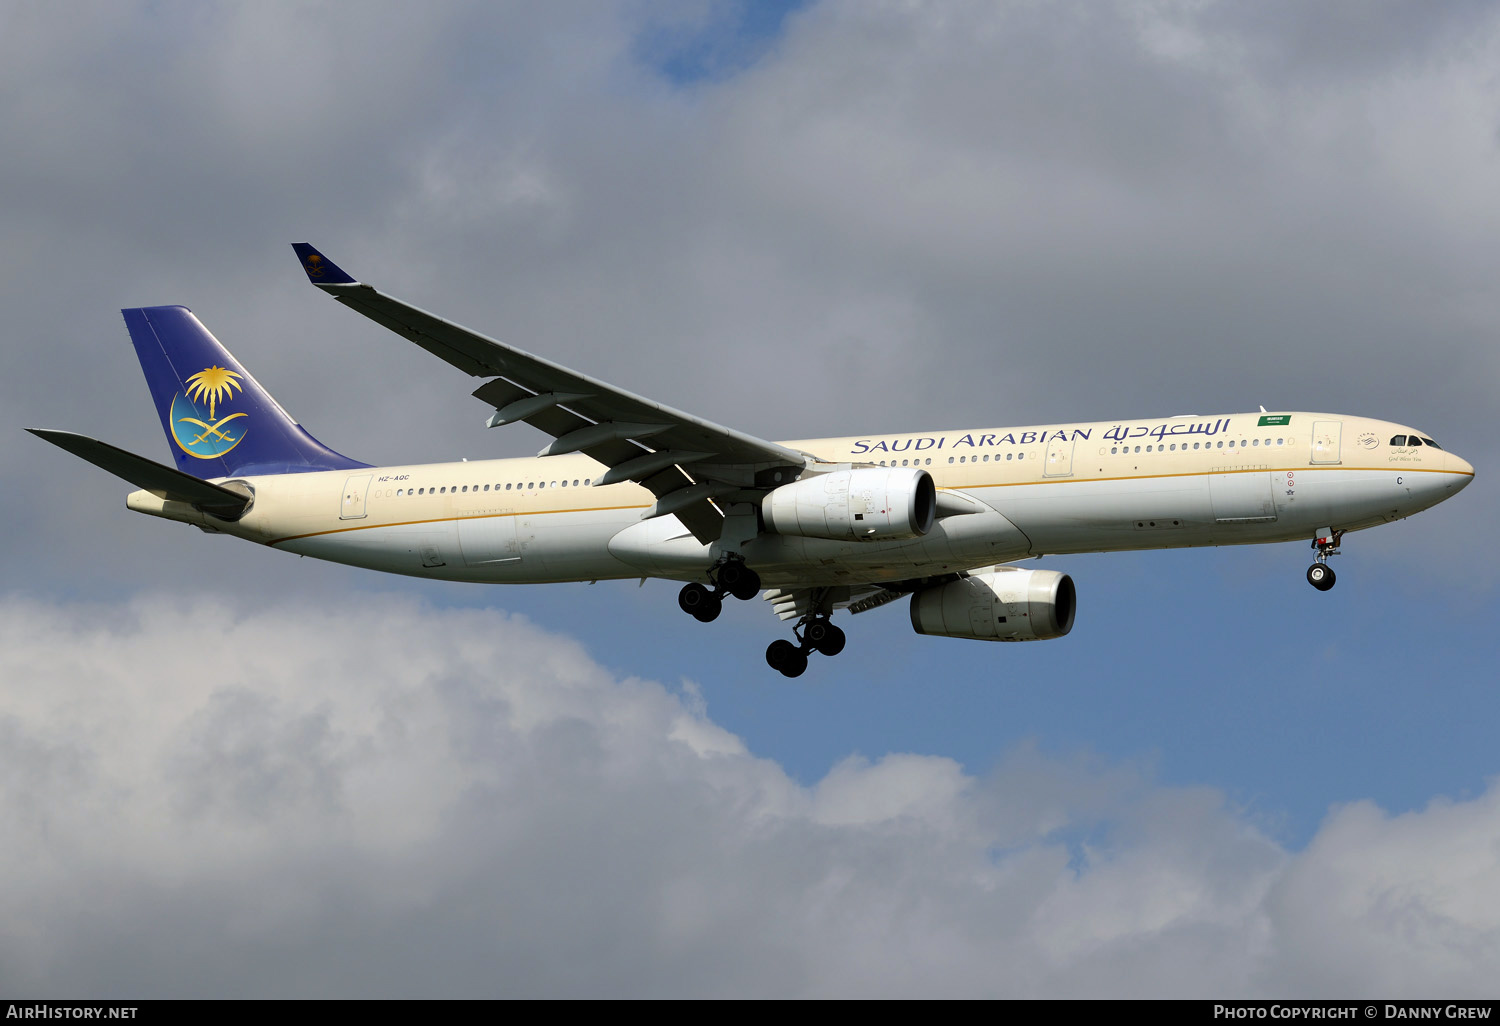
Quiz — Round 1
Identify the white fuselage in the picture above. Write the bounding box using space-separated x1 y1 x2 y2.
126 412 1474 587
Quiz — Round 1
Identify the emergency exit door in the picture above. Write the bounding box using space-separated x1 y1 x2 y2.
339 474 373 519
1044 436 1076 478
1311 421 1342 465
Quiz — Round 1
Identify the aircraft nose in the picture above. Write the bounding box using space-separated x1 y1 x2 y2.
1448 451 1475 488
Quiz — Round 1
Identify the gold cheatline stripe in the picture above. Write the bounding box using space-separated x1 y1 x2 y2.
267 504 650 546
944 464 1472 490
267 464 1472 546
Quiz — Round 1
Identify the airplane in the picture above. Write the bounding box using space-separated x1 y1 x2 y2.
30 244 1475 677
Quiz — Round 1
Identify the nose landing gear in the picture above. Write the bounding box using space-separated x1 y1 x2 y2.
678 558 762 623
1306 527 1344 591
1306 563 1335 590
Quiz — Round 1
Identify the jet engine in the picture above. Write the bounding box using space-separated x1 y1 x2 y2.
762 466 936 542
910 567 1076 642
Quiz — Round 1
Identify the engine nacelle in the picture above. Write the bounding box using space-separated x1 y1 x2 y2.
762 466 936 542
910 568 1076 642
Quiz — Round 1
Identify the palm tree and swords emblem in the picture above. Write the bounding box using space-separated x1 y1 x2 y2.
170 365 247 458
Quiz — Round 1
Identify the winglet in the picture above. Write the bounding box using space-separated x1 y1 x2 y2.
291 243 357 285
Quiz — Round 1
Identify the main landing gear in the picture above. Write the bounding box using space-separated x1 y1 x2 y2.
678 568 846 678
762 597 846 678
677 559 761 623
1306 527 1345 592
765 613 846 679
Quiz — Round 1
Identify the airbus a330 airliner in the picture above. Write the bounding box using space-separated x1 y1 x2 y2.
31 244 1474 676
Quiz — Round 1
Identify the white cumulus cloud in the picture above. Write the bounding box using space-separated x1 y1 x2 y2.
1 593 1497 997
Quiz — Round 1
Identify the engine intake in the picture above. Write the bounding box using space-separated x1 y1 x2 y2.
910 568 1076 642
762 466 936 542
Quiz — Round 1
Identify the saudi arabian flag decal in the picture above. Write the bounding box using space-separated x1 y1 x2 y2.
1258 414 1291 426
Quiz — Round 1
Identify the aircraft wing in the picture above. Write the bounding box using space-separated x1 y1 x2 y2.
292 244 810 543
762 576 955 621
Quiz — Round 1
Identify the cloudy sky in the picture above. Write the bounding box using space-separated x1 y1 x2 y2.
3 0 1499 997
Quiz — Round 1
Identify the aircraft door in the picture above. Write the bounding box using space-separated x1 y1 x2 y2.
340 474 373 519
1310 421 1342 465
1044 436 1076 478
1209 471 1277 522
458 512 522 567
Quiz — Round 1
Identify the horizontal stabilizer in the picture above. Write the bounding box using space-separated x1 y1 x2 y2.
28 429 251 514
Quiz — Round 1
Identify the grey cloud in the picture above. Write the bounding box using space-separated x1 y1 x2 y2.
4 4 1495 997
8 0 1497 595
1 593 1498 997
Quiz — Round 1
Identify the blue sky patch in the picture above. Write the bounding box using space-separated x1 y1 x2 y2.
634 0 814 85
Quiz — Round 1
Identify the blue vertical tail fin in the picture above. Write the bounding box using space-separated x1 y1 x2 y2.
123 305 368 478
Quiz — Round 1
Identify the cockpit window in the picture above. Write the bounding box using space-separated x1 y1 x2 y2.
1390 435 1407 446
1421 437 1442 449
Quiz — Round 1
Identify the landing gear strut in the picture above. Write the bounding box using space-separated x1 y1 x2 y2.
1306 527 1344 592
765 609 846 678
678 558 762 623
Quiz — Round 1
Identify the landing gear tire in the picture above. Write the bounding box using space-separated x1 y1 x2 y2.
805 621 846 656
679 582 722 621
1307 564 1336 591
766 639 806 677
718 562 761 601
